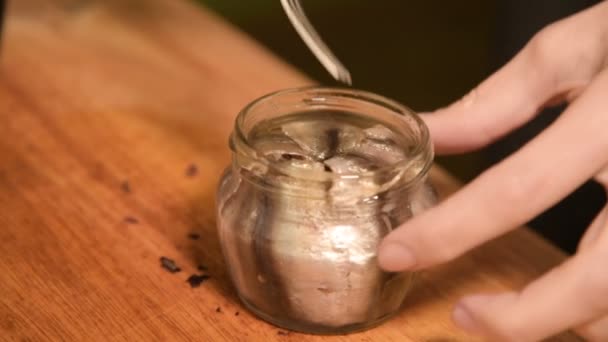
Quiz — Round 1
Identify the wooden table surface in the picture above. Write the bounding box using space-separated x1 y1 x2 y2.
0 1 580 341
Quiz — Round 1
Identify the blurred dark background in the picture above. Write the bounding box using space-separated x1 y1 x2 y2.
195 0 606 253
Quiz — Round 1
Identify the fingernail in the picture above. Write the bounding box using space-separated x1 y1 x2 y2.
452 304 479 332
378 242 416 271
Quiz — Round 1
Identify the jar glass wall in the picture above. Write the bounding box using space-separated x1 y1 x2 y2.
216 87 436 334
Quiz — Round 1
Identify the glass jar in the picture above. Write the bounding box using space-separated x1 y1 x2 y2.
216 87 437 334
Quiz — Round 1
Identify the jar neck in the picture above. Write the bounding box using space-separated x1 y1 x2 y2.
230 86 433 200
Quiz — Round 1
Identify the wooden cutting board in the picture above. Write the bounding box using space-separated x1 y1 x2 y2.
0 0 580 340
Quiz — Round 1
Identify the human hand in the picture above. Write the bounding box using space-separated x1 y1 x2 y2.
378 1 608 341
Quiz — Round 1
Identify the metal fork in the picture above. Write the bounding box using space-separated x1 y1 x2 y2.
280 0 352 85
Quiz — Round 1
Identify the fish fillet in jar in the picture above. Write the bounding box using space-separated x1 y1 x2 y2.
248 116 414 327
261 122 393 326
268 157 390 327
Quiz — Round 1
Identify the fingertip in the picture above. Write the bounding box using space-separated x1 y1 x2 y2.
452 303 480 333
453 293 519 337
417 107 471 155
452 295 494 333
418 111 439 131
377 241 417 272
418 111 437 128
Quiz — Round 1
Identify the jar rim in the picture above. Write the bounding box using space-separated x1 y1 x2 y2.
231 86 433 187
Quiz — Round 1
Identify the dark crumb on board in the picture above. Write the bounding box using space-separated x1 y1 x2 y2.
215 306 222 313
185 164 199 177
123 216 139 224
235 311 240 316
277 331 290 336
160 256 181 273
121 181 131 193
281 153 305 161
197 265 208 271
187 274 210 288
187 232 200 240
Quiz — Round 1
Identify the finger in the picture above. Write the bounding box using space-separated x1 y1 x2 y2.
574 172 608 341
378 69 608 272
452 224 608 342
577 204 607 252
424 4 608 155
578 164 608 251
576 315 608 341
422 53 552 155
594 163 608 187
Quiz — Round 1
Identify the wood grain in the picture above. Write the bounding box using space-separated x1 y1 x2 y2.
0 0 580 341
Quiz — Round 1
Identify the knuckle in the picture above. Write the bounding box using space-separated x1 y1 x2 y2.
522 24 568 91
526 23 563 66
524 18 606 87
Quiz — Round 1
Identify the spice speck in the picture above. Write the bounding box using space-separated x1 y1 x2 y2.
124 216 139 224
187 232 200 240
215 306 222 313
121 181 131 193
187 274 210 288
160 256 181 273
185 164 199 177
